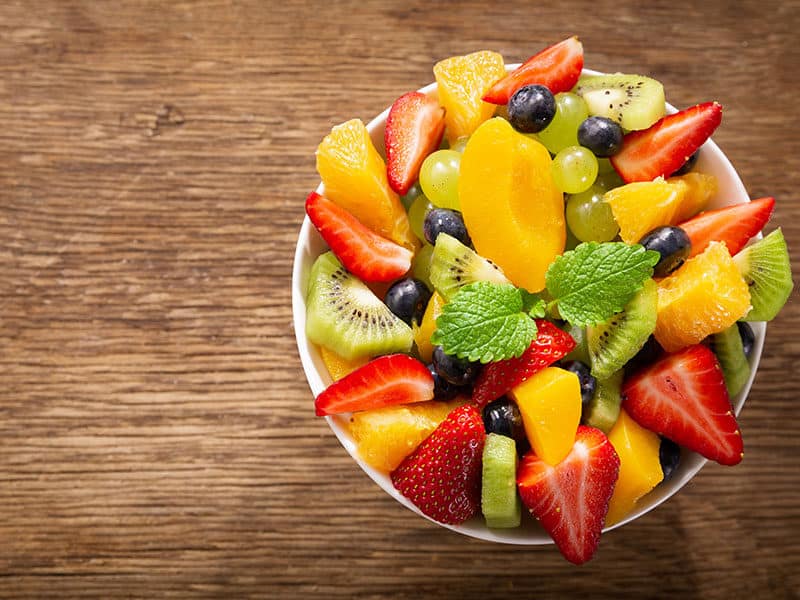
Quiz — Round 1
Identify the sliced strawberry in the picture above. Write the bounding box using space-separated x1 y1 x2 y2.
611 102 723 183
679 197 774 258
622 344 743 465
305 192 413 282
385 92 446 195
391 404 485 524
471 320 576 407
482 37 584 105
517 426 619 565
314 354 433 416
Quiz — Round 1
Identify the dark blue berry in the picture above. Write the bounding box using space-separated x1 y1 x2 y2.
672 150 700 176
577 116 624 157
625 335 664 375
427 363 460 400
432 345 480 386
559 360 596 408
384 278 431 326
508 84 557 133
639 226 692 277
481 397 527 445
659 437 682 481
737 322 755 358
423 208 471 246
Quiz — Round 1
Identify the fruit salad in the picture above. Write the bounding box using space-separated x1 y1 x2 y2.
299 37 794 564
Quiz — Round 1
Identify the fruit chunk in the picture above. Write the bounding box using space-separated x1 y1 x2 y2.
574 73 665 131
434 51 506 144
680 197 774 259
622 344 743 466
604 178 687 244
654 242 751 352
305 192 413 282
349 399 461 472
709 324 750 398
668 172 718 222
605 408 664 525
517 426 620 565
306 252 413 360
611 102 723 183
481 433 522 528
385 91 446 195
429 232 510 301
582 369 624 434
483 37 584 105
734 228 794 322
319 346 368 381
510 367 582 466
413 291 445 363
459 117 565 292
316 119 417 250
391 404 485 525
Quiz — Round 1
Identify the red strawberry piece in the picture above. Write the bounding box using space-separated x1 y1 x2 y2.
391 404 485 525
471 320 576 407
385 91 446 195
314 354 433 416
517 426 620 565
679 196 774 258
305 191 413 282
611 102 723 183
622 344 743 466
482 37 584 105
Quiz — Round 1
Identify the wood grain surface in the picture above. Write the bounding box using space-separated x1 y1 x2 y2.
1 1 798 598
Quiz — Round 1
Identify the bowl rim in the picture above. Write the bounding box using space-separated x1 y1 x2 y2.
292 65 766 545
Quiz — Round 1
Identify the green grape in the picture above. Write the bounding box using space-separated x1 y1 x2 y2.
564 226 582 251
408 194 433 241
595 168 625 191
401 181 423 210
538 93 589 154
450 136 470 153
565 184 619 242
419 149 461 210
551 146 599 194
411 243 434 289
596 157 615 175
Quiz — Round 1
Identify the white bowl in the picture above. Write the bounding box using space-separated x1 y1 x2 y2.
292 66 765 544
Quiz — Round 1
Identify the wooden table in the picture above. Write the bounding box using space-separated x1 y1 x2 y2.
1 1 798 597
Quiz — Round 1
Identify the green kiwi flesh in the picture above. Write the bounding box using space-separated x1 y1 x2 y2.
734 228 794 322
306 252 413 360
574 73 666 131
481 433 521 529
709 325 750 398
429 233 510 300
582 369 623 434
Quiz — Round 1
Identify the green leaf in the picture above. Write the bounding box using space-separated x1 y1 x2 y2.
520 289 546 319
431 282 539 363
545 242 660 326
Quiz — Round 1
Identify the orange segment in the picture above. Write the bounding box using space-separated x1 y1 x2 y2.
412 291 445 363
655 241 751 352
316 119 418 251
319 346 368 381
669 172 718 222
434 51 506 144
604 177 687 244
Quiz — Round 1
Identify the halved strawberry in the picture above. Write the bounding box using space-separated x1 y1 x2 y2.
385 92 446 195
622 344 743 465
314 354 433 416
611 102 723 183
679 197 774 258
305 192 413 282
391 404 485 525
471 320 576 407
517 426 620 565
482 37 584 105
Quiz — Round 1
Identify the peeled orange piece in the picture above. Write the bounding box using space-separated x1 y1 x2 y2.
604 177 687 244
654 241 751 352
459 117 564 292
434 51 506 144
316 119 417 251
669 172 718 222
320 346 368 381
412 291 445 363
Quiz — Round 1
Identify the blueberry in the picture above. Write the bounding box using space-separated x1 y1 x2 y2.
659 437 682 481
507 84 556 133
481 397 526 445
737 321 755 358
577 116 624 158
423 208 471 246
625 335 664 375
384 278 431 326
559 360 596 408
427 363 461 400
432 345 480 386
639 226 692 277
672 150 700 176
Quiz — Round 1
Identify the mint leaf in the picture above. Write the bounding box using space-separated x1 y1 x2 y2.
545 242 660 326
431 282 539 363
520 289 546 319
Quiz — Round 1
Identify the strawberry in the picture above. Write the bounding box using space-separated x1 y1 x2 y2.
305 192 413 282
482 37 584 105
314 354 433 416
611 102 723 183
622 344 743 466
517 426 620 565
391 404 485 525
385 92 446 195
471 320 576 407
679 196 774 258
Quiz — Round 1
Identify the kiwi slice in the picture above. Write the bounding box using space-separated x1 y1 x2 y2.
582 369 623 434
429 233 510 300
562 323 590 364
306 252 413 360
709 325 750 398
734 228 794 322
574 73 666 131
587 278 658 380
481 433 521 529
